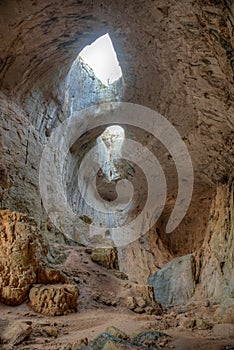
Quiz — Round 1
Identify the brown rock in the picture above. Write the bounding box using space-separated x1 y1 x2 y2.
1 320 32 345
71 338 88 349
105 326 129 340
195 181 234 303
29 284 79 316
42 325 58 337
212 324 234 338
144 306 155 315
125 296 136 310
214 298 234 324
134 307 144 314
135 296 146 308
113 271 128 280
91 248 119 270
178 315 195 329
195 318 210 330
123 285 162 315
37 266 70 285
0 210 47 305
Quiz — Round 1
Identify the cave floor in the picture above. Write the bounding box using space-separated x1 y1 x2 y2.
1 303 234 350
0 245 234 350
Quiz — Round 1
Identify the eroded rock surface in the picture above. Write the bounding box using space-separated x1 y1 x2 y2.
80 329 168 350
0 210 47 305
29 284 79 316
1 320 32 346
195 179 234 302
0 2 233 342
90 248 119 270
123 284 163 315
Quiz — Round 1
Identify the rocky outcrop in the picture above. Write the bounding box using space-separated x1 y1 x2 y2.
90 247 119 270
148 254 196 306
214 298 234 324
1 320 32 346
37 266 70 285
0 0 233 286
0 210 47 305
29 284 79 316
122 284 163 315
195 179 234 302
0 0 233 312
0 93 45 226
74 329 168 350
104 326 129 341
148 178 234 308
118 228 173 284
0 209 77 316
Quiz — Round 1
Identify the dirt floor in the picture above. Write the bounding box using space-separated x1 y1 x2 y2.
0 245 234 350
1 304 234 350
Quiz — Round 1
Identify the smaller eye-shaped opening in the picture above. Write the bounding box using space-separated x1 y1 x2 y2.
101 125 125 144
97 125 125 181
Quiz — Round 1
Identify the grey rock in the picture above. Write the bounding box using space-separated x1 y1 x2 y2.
148 254 196 306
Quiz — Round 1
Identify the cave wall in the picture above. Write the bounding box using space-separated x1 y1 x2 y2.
0 92 44 225
0 0 233 285
195 178 234 302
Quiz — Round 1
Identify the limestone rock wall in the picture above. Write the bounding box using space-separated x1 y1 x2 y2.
195 178 234 302
0 92 44 225
118 228 173 284
147 178 233 306
0 0 233 286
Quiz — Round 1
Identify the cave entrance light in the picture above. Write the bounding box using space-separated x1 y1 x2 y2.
98 125 125 181
79 34 122 86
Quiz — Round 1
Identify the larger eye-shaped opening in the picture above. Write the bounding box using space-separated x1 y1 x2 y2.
79 33 122 86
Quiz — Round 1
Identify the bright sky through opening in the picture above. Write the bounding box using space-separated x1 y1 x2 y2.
79 34 122 86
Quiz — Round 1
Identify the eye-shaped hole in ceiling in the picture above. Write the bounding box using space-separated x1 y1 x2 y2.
78 33 122 86
98 125 125 182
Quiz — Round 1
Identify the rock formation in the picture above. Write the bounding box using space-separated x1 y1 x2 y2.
0 0 233 348
149 254 196 306
29 284 79 316
0 210 46 305
0 210 79 316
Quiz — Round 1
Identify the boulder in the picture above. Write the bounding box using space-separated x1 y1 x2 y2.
71 338 89 349
131 331 169 347
105 327 129 340
90 334 132 350
124 285 162 315
177 315 195 329
148 254 196 306
1 320 32 346
212 324 234 338
90 331 168 350
0 210 47 305
125 296 136 310
37 266 70 285
29 284 79 316
214 298 234 324
91 248 119 270
70 329 169 350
